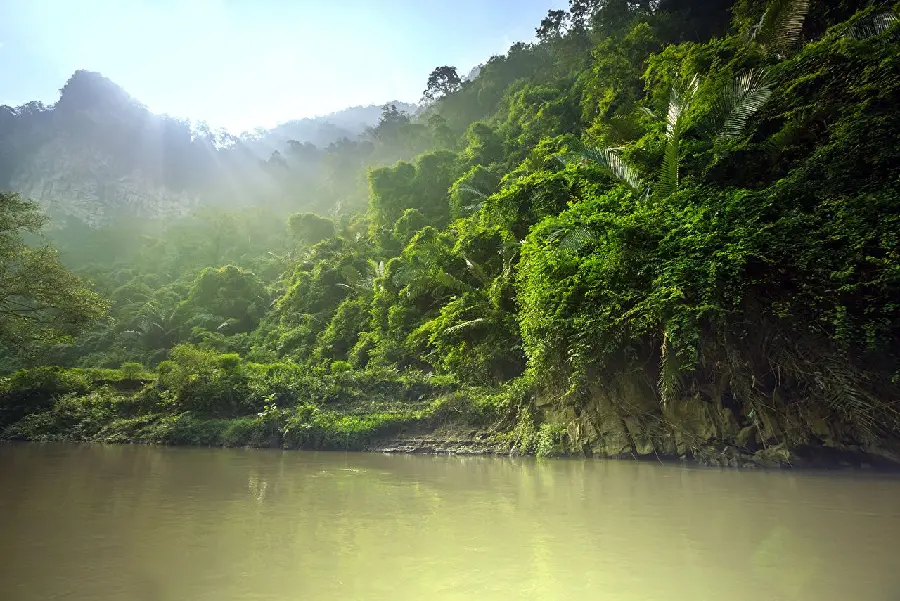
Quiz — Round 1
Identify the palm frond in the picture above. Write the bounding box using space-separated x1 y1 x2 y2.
580 147 646 195
774 0 808 52
717 70 772 141
548 225 594 253
666 75 698 141
601 114 646 144
367 259 386 278
657 331 682 410
456 185 489 199
658 76 698 199
462 255 491 286
845 11 898 40
751 0 809 57
659 136 680 200
444 317 487 335
454 185 490 216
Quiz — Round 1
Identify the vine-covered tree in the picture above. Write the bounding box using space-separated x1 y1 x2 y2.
3 0 900 464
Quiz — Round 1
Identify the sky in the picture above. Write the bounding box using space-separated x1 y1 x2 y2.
0 0 566 133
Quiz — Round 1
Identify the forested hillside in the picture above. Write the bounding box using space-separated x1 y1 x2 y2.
2 0 899 467
0 70 422 225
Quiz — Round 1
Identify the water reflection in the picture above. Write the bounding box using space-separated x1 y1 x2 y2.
248 473 268 502
1 444 899 601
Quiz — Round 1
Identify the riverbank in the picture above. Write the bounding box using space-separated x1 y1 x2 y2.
5 405 898 471
2 365 899 470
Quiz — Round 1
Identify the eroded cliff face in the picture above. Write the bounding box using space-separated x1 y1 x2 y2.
1 70 408 227
9 136 198 227
546 369 900 469
1 71 208 226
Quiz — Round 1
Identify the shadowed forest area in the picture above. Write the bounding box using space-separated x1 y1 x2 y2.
2 0 899 467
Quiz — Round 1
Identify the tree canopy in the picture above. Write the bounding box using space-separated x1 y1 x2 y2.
423 66 462 100
2 0 900 464
0 193 107 349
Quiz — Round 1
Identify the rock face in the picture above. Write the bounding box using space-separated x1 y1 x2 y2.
545 368 900 469
9 136 198 227
1 71 207 226
2 70 408 226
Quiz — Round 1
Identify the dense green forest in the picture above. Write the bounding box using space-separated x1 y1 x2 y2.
2 0 899 466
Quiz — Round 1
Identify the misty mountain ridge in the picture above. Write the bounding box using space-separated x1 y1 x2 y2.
241 100 418 157
0 70 418 225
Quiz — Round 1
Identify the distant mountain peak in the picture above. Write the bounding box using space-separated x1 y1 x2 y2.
57 70 142 114
1 71 421 225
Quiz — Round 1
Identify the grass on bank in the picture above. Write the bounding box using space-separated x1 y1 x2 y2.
0 355 565 453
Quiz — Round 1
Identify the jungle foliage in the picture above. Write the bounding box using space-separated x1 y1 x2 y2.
2 0 899 457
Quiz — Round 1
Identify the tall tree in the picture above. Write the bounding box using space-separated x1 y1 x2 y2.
0 193 107 350
537 9 571 41
367 104 412 144
423 66 462 100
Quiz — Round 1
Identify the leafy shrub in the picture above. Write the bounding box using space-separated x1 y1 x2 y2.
502 405 566 457
119 362 146 380
3 388 124 441
282 404 414 450
0 367 92 428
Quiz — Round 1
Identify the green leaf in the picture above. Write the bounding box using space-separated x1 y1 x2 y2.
751 0 809 57
658 75 698 199
579 147 647 196
845 11 898 41
717 70 773 141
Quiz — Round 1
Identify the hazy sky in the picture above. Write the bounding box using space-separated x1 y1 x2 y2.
0 0 565 133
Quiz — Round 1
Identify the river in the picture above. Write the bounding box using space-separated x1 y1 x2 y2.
1 444 899 601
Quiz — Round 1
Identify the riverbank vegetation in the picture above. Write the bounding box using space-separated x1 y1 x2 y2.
2 0 899 465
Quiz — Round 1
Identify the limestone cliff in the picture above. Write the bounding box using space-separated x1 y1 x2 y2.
1 70 409 226
9 136 198 227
